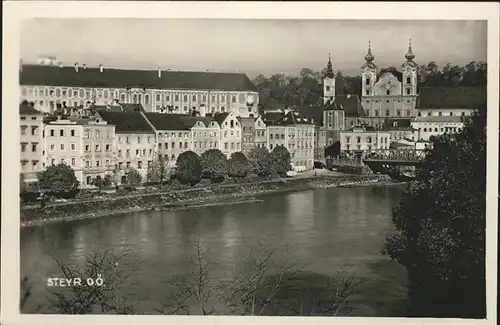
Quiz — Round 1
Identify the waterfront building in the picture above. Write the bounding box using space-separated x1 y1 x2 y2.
212 112 243 158
80 116 116 186
264 109 315 170
183 115 219 156
19 60 260 117
142 113 194 163
340 126 391 154
238 116 267 154
19 102 44 183
44 118 86 186
410 116 466 141
96 111 156 182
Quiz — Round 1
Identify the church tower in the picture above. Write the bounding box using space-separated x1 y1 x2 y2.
323 54 336 105
361 41 378 97
401 38 418 96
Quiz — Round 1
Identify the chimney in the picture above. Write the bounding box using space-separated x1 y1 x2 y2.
82 64 87 70
99 64 103 72
74 62 79 72
199 104 206 117
158 68 162 78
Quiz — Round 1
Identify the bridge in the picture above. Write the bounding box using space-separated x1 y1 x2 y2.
362 149 426 166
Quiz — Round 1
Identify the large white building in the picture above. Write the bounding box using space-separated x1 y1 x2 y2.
19 60 260 118
411 116 466 141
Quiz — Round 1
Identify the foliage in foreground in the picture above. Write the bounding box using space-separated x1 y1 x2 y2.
176 151 203 186
382 110 487 318
200 149 228 182
21 237 365 316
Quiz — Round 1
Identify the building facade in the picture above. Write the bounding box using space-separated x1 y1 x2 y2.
411 116 466 141
44 118 85 186
254 117 267 150
81 117 116 187
214 112 242 158
97 111 156 182
20 102 44 183
264 110 315 171
19 61 260 118
340 127 391 153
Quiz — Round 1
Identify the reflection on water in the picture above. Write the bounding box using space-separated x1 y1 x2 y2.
20 186 408 316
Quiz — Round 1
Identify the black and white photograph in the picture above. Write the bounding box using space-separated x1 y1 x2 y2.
2 2 499 325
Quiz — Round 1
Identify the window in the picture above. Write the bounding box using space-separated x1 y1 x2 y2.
95 144 100 151
438 112 443 116
192 95 197 101
21 143 27 152
175 94 180 101
183 95 188 101
137 137 141 144
386 90 390 96
96 160 101 167
232 96 237 103
172 142 175 149
96 130 100 138
396 110 401 117
105 144 110 151
325 86 330 91
406 110 411 117
365 78 370 85
60 144 65 151
71 158 76 166
145 94 149 105
138 161 143 169
385 110 390 117
71 143 76 151
406 76 411 84
406 89 411 95
366 90 369 95
70 129 75 136
59 129 64 136
126 149 131 157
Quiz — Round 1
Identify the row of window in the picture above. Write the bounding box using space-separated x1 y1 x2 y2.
20 116 39 121
117 149 154 157
418 127 460 133
366 109 412 117
20 126 39 136
417 111 467 117
20 160 40 170
154 93 243 103
20 142 39 152
344 144 390 150
117 136 154 144
365 76 413 86
84 144 112 152
158 142 189 150
364 89 413 96
345 136 389 144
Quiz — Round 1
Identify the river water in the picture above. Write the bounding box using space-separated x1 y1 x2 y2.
20 185 409 316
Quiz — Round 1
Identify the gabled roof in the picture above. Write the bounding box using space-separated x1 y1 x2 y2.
96 111 155 133
212 112 230 126
266 110 314 126
120 103 145 112
417 86 486 109
181 116 215 128
262 111 285 124
143 113 190 131
20 64 258 92
19 102 41 115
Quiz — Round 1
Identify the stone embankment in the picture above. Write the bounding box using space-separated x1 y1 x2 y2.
20 174 393 228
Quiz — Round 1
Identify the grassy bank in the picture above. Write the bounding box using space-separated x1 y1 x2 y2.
20 174 393 228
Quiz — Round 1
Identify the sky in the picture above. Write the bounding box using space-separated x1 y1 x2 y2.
20 19 487 78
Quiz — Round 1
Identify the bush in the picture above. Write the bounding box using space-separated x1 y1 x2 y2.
38 163 79 193
200 149 228 182
125 168 142 187
227 152 250 178
271 146 292 177
247 147 275 178
176 151 203 186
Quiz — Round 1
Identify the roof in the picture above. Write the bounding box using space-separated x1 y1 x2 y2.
390 142 414 149
417 86 486 109
20 64 258 92
212 112 230 126
97 111 155 133
412 116 464 123
143 113 190 131
265 110 314 126
180 116 214 128
19 102 41 115
262 111 285 124
382 118 415 130
333 95 365 118
91 103 145 113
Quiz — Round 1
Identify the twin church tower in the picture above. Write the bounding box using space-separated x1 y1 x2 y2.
322 40 419 128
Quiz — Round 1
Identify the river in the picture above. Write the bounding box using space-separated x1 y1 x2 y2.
20 185 409 316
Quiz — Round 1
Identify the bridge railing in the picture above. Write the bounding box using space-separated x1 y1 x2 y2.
364 149 427 161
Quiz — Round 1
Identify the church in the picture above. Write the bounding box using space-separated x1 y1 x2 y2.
314 40 420 159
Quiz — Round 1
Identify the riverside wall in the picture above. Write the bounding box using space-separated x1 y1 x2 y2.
20 175 393 228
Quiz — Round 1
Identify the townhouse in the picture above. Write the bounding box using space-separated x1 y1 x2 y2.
19 102 44 183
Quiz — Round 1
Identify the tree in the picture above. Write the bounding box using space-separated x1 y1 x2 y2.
271 146 292 177
247 147 275 178
125 168 142 187
103 174 112 188
147 154 170 184
200 149 228 182
382 109 486 318
227 152 251 178
91 175 104 191
38 163 79 193
176 151 203 186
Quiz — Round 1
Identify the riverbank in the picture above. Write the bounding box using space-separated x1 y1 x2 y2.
20 174 395 228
